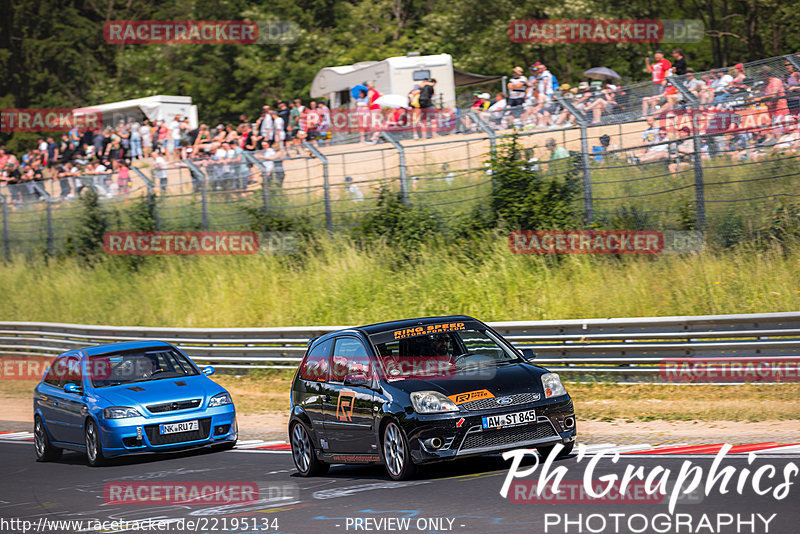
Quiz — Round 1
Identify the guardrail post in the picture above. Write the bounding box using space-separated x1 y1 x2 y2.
556 96 593 225
0 193 9 261
303 142 333 234
669 76 706 232
380 131 409 205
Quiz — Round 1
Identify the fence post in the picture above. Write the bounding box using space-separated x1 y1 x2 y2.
303 142 333 234
242 152 271 212
0 193 9 261
556 96 593 225
468 111 496 156
381 131 409 205
31 184 54 255
130 166 155 197
669 76 706 232
183 160 210 230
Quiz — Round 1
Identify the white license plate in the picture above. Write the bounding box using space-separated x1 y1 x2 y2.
159 420 198 435
482 409 536 429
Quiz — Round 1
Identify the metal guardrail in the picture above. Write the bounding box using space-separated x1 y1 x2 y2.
1 312 799 376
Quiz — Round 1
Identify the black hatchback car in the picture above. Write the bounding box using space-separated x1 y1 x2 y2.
288 315 576 480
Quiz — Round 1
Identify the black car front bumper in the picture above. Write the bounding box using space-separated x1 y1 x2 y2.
401 396 576 464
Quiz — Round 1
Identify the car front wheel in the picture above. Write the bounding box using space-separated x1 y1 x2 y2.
382 421 416 481
34 416 62 462
290 422 328 476
85 419 106 467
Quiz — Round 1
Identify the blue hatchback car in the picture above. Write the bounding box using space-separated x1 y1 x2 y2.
33 341 237 466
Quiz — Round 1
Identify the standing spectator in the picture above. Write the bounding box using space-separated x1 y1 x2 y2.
344 176 364 202
507 66 528 123
783 60 800 113
277 102 291 140
270 110 286 149
545 138 569 160
130 123 142 160
157 120 169 154
153 149 168 193
671 49 688 76
117 160 131 194
140 120 153 159
418 78 437 138
46 137 59 169
355 89 369 142
168 115 183 161
645 50 672 95
289 99 305 141
758 66 790 118
255 106 274 148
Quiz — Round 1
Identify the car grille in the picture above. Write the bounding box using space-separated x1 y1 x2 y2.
461 392 541 411
145 417 211 445
147 399 202 413
459 422 558 452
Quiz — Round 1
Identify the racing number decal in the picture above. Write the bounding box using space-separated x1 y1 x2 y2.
336 390 356 421
448 389 494 405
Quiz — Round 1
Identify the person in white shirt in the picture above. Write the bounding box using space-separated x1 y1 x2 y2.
487 93 507 125
271 110 286 148
153 150 168 193
168 114 183 161
344 176 364 202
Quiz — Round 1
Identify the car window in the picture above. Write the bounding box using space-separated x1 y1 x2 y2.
331 337 373 383
59 356 82 389
43 356 68 387
299 338 332 381
89 348 199 388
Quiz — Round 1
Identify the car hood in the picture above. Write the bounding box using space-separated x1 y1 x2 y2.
93 375 224 407
386 361 550 397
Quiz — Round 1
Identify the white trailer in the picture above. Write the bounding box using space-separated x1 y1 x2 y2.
311 53 458 109
74 95 198 129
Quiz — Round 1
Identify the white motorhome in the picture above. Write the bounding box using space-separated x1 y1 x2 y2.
311 54 459 109
74 95 198 129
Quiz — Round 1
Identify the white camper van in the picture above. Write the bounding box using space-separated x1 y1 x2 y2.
311 53 457 110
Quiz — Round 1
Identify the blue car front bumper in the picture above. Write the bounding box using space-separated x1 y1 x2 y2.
97 405 236 457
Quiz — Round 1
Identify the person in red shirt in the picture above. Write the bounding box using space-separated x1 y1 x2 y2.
646 50 672 96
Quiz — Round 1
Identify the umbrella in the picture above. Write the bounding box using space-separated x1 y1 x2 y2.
350 84 369 99
583 67 622 82
373 94 409 108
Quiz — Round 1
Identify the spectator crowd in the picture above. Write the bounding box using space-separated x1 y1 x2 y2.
2 53 799 204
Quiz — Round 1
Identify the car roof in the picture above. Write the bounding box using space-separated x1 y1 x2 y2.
355 315 477 335
80 340 174 357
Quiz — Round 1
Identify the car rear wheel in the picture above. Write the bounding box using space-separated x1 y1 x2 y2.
290 422 328 476
382 421 416 481
34 416 62 462
85 419 106 467
537 441 574 460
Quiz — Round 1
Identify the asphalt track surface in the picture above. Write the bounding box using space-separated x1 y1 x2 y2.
1 438 799 534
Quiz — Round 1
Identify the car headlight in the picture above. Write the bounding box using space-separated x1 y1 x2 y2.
208 393 233 407
104 406 140 419
410 391 459 414
541 373 567 398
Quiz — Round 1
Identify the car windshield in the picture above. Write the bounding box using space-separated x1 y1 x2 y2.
89 348 199 388
368 321 522 380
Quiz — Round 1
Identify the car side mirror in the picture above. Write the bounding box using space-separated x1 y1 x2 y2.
343 373 369 387
64 383 82 394
521 348 536 360
203 366 215 376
